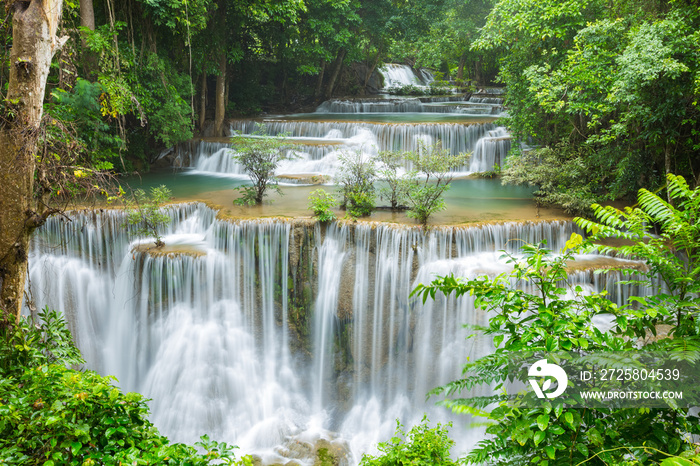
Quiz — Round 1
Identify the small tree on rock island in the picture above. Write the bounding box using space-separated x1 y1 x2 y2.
405 142 469 226
231 126 292 206
0 0 68 325
336 149 377 218
125 186 172 248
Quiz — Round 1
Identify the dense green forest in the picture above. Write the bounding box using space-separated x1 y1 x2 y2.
3 0 697 204
482 0 700 213
0 0 497 171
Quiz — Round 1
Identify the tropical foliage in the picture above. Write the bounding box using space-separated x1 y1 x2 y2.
308 189 337 222
473 0 700 211
231 129 292 206
359 417 459 466
411 174 700 464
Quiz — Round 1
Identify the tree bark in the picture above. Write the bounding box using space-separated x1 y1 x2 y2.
214 52 227 137
457 53 467 82
198 71 207 131
474 58 483 85
324 48 346 101
314 60 326 99
79 0 97 75
79 0 95 30
1 0 66 325
363 52 381 92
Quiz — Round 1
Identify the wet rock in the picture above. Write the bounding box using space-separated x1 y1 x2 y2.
268 436 351 466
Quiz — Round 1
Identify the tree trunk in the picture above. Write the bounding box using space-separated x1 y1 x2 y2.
665 143 673 204
363 52 381 92
474 58 483 86
79 0 97 75
198 71 207 131
1 0 66 325
79 0 95 30
457 53 467 82
324 49 347 101
314 60 326 99
214 52 227 137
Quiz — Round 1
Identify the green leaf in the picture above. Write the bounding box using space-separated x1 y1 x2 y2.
553 403 563 419
536 414 549 431
544 445 556 459
587 427 603 445
533 431 546 446
493 334 504 347
71 441 82 455
563 412 573 426
576 443 589 457
660 458 695 466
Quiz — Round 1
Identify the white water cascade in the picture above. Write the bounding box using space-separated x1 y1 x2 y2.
469 127 512 172
378 64 434 90
26 203 649 464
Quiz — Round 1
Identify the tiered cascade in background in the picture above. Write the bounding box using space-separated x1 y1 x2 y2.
179 64 509 179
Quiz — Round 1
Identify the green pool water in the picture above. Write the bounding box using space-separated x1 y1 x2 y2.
121 170 567 224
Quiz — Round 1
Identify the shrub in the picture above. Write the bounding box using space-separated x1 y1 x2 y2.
405 142 469 225
359 417 458 466
373 150 413 210
335 149 376 218
346 190 375 218
308 189 337 222
232 126 292 206
125 185 171 247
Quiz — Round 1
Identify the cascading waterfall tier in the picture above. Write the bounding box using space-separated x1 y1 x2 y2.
27 204 647 464
469 127 512 172
229 120 494 159
315 98 499 115
378 64 434 90
185 140 339 176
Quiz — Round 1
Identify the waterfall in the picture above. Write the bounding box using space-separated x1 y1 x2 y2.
27 205 646 464
312 223 349 410
230 120 494 156
187 123 511 177
379 64 432 89
187 139 338 176
314 98 496 115
469 127 512 172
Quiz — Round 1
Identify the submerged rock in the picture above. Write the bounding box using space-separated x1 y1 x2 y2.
250 436 351 466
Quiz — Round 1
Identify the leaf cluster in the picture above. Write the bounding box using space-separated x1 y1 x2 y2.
359 417 459 466
411 175 700 465
125 185 172 247
308 189 337 222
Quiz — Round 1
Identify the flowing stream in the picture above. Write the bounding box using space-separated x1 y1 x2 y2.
25 67 648 465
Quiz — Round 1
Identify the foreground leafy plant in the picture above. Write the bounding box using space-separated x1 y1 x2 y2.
412 175 700 465
308 189 337 222
413 235 700 464
359 417 459 466
0 308 251 466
